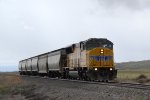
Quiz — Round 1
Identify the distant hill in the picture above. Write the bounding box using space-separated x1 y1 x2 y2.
116 60 150 70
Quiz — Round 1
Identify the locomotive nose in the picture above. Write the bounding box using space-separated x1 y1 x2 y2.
87 47 113 67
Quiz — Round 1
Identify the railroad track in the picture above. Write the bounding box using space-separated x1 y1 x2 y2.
20 75 150 90
112 82 150 90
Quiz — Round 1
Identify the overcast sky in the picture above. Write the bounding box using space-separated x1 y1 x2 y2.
0 0 150 67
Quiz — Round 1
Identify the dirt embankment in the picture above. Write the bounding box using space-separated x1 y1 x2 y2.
0 72 150 100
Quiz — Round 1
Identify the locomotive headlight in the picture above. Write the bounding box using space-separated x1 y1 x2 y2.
110 68 113 71
94 68 98 71
101 49 104 54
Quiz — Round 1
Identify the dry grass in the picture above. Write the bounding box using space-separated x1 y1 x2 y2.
0 73 42 100
0 75 24 94
117 70 150 83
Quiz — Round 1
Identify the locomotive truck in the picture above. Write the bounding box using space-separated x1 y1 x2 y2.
19 38 117 81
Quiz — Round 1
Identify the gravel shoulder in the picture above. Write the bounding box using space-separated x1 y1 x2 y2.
0 73 150 100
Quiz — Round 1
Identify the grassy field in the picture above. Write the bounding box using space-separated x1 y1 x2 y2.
0 73 52 100
0 76 21 92
0 73 28 100
117 69 150 83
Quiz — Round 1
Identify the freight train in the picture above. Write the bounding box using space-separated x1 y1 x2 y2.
19 38 117 81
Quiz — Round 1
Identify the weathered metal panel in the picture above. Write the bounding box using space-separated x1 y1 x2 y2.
67 53 73 67
67 43 81 68
26 59 32 71
48 51 61 71
31 57 38 72
80 50 86 67
19 61 22 71
38 54 48 73
21 60 26 71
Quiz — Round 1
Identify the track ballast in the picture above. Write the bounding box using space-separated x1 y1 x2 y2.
20 75 150 91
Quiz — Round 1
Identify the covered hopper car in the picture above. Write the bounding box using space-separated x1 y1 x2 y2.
19 38 117 81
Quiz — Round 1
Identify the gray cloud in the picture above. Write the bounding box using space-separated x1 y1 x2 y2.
96 0 150 10
0 0 150 67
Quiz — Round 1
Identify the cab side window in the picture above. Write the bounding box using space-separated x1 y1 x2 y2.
80 43 85 51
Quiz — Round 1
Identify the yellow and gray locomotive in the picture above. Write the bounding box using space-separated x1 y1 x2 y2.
19 38 117 81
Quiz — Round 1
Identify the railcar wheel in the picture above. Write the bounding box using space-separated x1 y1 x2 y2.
105 80 109 83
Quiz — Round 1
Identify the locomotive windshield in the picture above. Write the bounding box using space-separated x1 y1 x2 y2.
86 43 113 50
84 38 113 50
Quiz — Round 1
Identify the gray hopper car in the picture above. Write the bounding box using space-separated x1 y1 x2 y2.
19 49 66 78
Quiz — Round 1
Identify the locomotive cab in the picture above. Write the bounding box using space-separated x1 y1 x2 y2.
80 38 117 81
